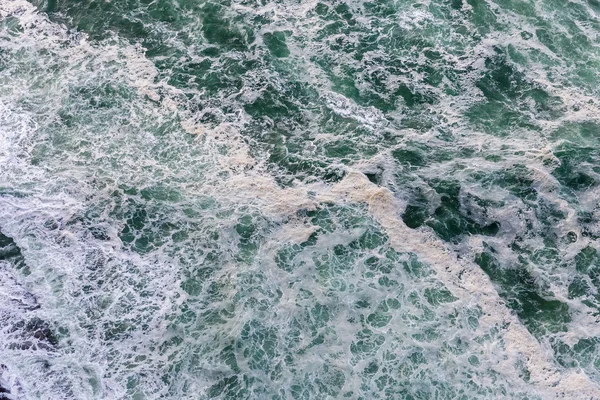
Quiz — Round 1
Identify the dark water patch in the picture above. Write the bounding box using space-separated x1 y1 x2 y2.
392 146 428 169
392 141 475 172
0 231 28 275
9 318 59 350
200 3 255 51
0 365 10 400
475 247 570 337
243 84 301 120
402 180 501 242
551 142 598 191
476 164 538 203
579 211 600 240
468 50 563 135
24 318 58 346
0 232 22 262
263 31 290 58
477 51 531 101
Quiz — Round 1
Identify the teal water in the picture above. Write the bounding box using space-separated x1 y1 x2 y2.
1 0 600 398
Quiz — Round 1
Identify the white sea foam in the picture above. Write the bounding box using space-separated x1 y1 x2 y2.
2 0 600 397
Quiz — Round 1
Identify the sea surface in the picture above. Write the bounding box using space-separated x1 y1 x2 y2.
1 0 600 398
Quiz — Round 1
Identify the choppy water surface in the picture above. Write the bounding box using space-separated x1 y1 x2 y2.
1 0 600 398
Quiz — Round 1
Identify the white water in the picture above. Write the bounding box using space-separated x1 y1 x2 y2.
1 0 600 398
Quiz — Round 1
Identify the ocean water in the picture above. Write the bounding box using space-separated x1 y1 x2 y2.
1 0 600 398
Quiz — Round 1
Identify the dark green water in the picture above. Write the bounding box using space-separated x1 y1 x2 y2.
1 0 600 398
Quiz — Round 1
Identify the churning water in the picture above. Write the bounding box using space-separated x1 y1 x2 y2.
1 0 600 398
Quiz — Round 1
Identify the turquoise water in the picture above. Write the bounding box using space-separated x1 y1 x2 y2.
1 0 600 397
